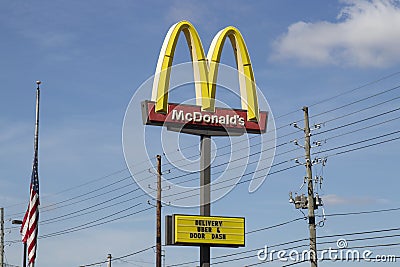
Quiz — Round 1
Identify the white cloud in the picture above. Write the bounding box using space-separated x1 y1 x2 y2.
271 0 400 67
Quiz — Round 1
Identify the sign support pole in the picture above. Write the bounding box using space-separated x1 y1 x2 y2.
200 135 211 267
0 207 4 267
156 155 162 267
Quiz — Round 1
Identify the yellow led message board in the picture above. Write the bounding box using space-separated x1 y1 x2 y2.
173 215 245 247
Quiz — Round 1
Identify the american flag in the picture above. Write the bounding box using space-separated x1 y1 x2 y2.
21 155 40 266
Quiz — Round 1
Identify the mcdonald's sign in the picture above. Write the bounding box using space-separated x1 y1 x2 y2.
142 20 267 135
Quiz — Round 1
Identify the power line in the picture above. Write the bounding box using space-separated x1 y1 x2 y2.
7 117 384 224
8 89 398 222
322 115 400 142
160 83 400 173
6 184 154 233
277 70 400 120
166 207 400 266
312 84 400 119
6 174 137 218
39 205 153 240
39 114 399 241
81 246 155 267
167 126 394 191
165 195 400 265
161 103 400 188
2 168 130 210
316 95 400 126
320 207 400 218
317 130 400 155
7 75 400 241
315 106 400 136
325 135 400 158
7 172 156 222
162 161 299 202
304 71 400 114
166 128 400 203
39 190 145 225
217 239 400 266
164 142 301 185
6 206 155 244
246 217 306 235
319 233 400 246
9 74 399 211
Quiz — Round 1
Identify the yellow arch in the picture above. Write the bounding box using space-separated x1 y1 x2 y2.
151 21 259 121
151 21 210 114
207 26 259 121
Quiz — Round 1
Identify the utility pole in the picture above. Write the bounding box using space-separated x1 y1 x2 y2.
200 135 211 267
107 254 112 267
303 106 318 267
156 155 162 267
289 107 325 267
0 207 4 267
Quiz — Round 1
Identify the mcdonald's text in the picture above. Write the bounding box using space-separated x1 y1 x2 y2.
142 101 267 134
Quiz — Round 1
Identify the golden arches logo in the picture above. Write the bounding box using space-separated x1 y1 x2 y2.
125 21 275 208
151 20 260 122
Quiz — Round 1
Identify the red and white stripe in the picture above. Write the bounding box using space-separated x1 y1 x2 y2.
21 163 39 266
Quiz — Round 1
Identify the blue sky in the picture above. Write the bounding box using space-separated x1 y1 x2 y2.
1 0 400 266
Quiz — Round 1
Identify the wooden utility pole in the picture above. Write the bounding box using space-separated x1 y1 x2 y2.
303 106 318 267
107 254 112 267
156 155 162 267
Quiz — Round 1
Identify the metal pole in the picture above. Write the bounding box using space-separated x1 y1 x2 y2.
107 254 112 267
23 242 27 267
28 81 41 267
303 106 318 267
200 135 211 267
34 81 41 161
156 155 162 267
0 207 4 267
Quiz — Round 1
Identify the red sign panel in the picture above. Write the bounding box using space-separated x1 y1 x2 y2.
142 101 267 135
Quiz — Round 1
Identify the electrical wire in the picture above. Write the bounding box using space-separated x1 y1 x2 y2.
165 128 400 203
8 117 397 241
81 246 155 267
322 115 400 142
164 142 301 185
39 189 146 225
276 70 400 120
315 106 400 136
39 205 153 239
2 168 130 210
6 174 138 218
316 130 400 155
157 208 400 266
311 84 400 119
160 84 400 171
161 102 400 187
9 92 398 221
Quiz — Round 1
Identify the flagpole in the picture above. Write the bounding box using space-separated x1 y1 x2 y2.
34 81 41 161
31 80 41 267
